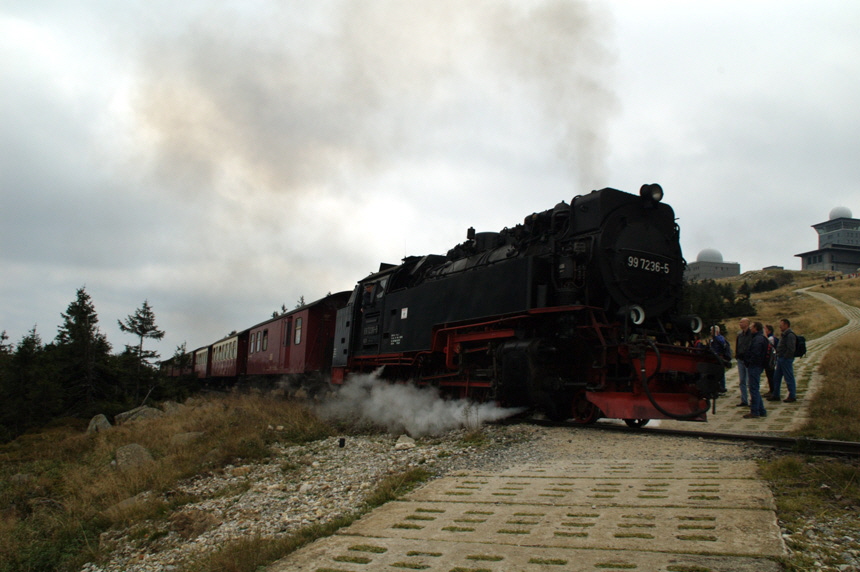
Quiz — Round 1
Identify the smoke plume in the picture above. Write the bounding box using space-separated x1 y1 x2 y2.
132 0 615 199
317 371 525 438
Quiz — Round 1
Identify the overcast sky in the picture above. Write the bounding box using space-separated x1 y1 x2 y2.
2 0 858 356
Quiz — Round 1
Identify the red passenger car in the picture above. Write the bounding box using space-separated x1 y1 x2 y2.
192 346 210 378
245 292 349 386
210 332 249 379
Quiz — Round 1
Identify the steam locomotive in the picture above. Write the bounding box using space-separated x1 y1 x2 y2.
169 185 723 425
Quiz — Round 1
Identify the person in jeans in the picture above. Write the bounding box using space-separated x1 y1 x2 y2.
708 325 729 394
735 318 752 407
770 318 798 403
743 321 769 419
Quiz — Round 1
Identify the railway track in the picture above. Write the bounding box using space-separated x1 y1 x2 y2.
508 417 860 457
592 421 860 457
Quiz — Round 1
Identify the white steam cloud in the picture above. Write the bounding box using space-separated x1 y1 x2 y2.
317 372 525 437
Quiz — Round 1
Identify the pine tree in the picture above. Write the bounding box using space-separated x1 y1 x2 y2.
118 300 165 401
55 287 113 412
0 327 62 439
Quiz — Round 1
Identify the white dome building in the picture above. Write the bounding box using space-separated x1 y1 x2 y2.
797 206 860 274
830 206 853 220
685 248 740 282
697 248 724 263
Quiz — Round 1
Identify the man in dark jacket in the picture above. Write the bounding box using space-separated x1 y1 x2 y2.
770 318 798 402
743 321 769 419
709 325 729 393
735 318 752 407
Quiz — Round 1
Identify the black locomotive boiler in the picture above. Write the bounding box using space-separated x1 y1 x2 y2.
331 185 723 425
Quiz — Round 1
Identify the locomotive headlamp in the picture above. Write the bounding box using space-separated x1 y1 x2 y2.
639 183 664 202
628 305 645 325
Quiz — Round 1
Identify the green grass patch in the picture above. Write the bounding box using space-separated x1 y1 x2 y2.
496 528 529 534
333 554 371 564
528 557 567 565
349 544 387 553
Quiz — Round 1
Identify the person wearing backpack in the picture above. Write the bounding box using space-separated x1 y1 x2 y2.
708 325 729 394
770 318 798 403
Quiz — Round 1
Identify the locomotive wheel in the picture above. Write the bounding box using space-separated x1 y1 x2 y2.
623 418 650 428
570 392 600 425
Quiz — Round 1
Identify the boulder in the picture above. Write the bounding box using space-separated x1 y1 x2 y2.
394 434 416 450
161 401 185 415
115 443 154 471
114 406 164 425
87 414 112 433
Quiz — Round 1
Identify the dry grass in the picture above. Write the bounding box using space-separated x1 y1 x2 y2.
797 330 860 441
810 277 860 308
0 393 333 572
727 272 849 340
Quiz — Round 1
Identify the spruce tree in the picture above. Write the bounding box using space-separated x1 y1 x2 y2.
55 287 113 412
118 300 165 401
0 327 62 438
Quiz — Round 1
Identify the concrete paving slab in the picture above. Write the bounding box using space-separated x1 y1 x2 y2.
270 534 783 572
267 454 786 572
343 500 783 556
405 474 774 510
470 459 759 479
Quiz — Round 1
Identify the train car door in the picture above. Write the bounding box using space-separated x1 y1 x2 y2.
280 317 292 372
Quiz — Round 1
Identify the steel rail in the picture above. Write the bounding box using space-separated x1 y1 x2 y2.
505 417 860 457
589 422 860 457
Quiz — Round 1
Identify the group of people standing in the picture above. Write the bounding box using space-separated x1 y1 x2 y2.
709 317 799 419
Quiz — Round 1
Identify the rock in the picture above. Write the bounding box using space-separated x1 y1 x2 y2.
395 435 416 450
87 414 112 433
115 406 165 425
161 401 185 415
115 443 154 471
